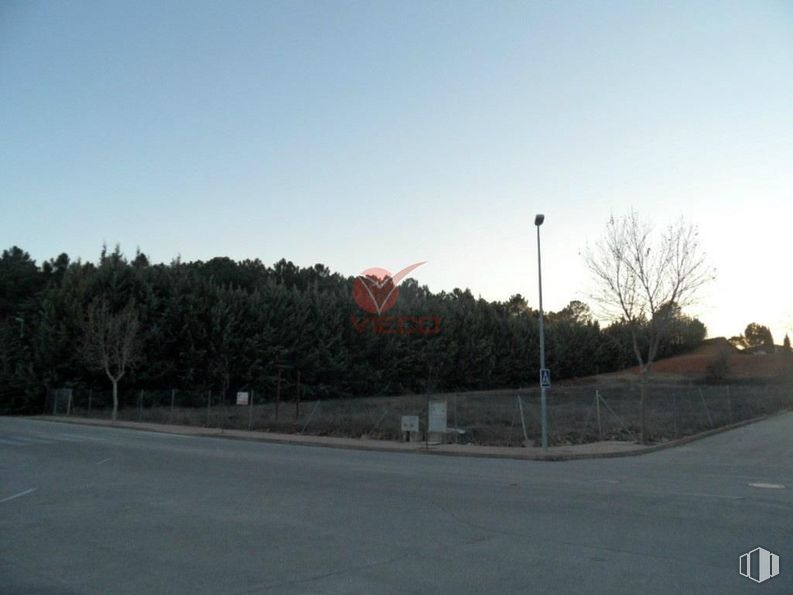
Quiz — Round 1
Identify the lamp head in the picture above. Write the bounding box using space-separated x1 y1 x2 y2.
534 214 545 226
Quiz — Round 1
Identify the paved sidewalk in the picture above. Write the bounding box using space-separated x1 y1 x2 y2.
35 415 654 460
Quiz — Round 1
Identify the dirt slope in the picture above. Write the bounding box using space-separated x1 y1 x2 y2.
608 338 793 382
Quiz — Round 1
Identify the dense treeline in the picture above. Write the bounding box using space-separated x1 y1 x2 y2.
0 246 707 413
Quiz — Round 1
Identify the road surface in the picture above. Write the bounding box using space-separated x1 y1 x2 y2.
1 414 791 594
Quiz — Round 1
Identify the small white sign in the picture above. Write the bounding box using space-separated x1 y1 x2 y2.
401 415 419 433
428 401 447 433
236 392 250 405
540 368 551 389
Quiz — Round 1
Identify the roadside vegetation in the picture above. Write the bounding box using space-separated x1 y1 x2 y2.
1 242 706 413
2 211 791 448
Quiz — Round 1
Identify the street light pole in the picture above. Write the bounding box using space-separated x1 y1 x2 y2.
534 214 548 451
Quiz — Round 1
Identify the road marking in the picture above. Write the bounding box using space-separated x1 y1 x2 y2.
47 434 85 442
96 457 112 465
749 483 785 489
13 436 56 444
48 433 109 443
0 488 37 504
651 490 743 501
0 436 56 446
0 437 31 446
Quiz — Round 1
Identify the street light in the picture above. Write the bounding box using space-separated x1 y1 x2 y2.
534 214 548 450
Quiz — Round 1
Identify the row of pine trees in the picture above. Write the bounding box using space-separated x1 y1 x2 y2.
0 246 707 413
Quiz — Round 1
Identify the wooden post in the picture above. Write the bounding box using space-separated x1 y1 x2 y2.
52 389 58 416
595 390 603 441
673 391 678 438
88 389 93 413
67 390 73 416
275 369 281 421
170 388 176 422
206 390 211 426
726 385 733 424
138 390 143 421
295 371 301 419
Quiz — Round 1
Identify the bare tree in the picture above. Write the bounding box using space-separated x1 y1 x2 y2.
82 298 141 421
585 211 713 443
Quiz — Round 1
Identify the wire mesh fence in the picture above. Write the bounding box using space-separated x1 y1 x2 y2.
44 382 793 447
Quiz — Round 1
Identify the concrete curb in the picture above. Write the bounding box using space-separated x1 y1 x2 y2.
29 411 779 462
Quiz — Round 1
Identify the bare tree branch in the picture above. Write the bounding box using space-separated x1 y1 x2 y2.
584 211 714 443
81 298 141 420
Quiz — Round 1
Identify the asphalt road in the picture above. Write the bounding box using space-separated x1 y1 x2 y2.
1 414 791 595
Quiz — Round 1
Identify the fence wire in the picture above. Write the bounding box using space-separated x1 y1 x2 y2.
44 382 793 447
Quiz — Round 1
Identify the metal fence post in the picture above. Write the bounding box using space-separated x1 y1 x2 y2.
300 400 320 434
295 371 301 419
368 407 389 437
453 394 458 443
275 369 281 421
595 390 603 441
517 395 529 446
699 388 713 428
248 389 254 431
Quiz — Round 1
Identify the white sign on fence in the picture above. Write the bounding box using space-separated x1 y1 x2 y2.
236 392 249 405
401 415 419 433
428 400 447 433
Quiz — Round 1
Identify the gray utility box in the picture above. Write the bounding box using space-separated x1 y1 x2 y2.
401 415 421 442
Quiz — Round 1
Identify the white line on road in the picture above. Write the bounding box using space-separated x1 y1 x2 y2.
749 482 785 489
50 433 105 441
0 438 32 446
0 437 56 446
654 490 744 501
47 434 84 442
13 436 56 444
0 488 37 504
96 458 112 465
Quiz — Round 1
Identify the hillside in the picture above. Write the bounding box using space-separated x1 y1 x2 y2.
606 338 793 382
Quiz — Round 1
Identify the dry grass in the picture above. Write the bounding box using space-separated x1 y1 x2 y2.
63 381 793 447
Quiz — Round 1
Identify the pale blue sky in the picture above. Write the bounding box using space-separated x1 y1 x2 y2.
1 1 792 340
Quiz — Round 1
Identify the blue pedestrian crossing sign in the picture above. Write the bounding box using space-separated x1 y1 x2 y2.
540 368 551 389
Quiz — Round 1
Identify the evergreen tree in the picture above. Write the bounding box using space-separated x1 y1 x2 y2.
0 244 714 413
